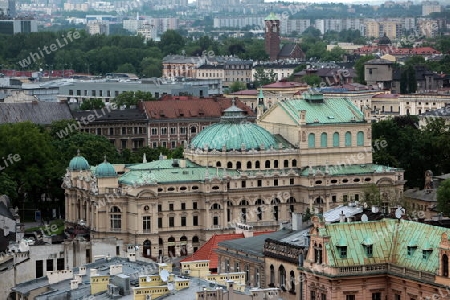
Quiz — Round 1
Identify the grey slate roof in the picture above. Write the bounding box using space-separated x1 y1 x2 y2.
403 188 437 202
72 108 147 124
0 102 73 124
278 44 298 57
217 229 295 257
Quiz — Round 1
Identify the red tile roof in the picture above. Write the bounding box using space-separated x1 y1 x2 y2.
230 90 258 95
141 97 254 120
181 231 275 272
263 81 307 88
181 233 244 270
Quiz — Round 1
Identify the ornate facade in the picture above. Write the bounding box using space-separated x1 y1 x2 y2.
63 93 404 261
301 216 450 300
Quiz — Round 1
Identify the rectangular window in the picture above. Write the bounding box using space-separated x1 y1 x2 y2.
158 217 163 228
109 128 114 135
394 295 400 300
310 291 316 300
365 245 373 257
36 260 43 278
346 296 356 300
181 203 186 210
161 127 167 135
193 202 197 210
121 127 126 135
169 203 174 211
99 90 103 97
170 127 177 134
107 90 111 97
180 127 187 134
274 179 278 186
152 142 158 148
343 195 348 202
116 246 120 256
340 246 347 258
111 214 121 231
181 216 186 226
162 141 167 148
47 259 54 272
169 217 174 227
332 195 337 202
92 90 96 96
171 141 176 148
257 180 262 187
158 204 162 212
151 128 158 135
143 216 151 232
290 178 294 185
57 258 64 270
241 180 246 188
372 293 381 300
69 89 73 95
76 90 81 96
193 215 198 226
213 216 219 226
321 294 327 300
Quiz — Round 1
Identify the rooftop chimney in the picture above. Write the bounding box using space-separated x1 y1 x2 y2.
339 211 345 223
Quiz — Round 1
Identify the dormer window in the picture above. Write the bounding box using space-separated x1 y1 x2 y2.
362 237 373 257
423 249 433 260
337 246 347 258
407 246 417 256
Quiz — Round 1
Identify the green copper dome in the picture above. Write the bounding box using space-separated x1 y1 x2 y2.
69 150 90 171
95 158 117 178
265 12 279 21
190 103 278 152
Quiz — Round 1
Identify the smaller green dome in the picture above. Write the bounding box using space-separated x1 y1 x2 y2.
95 158 117 178
69 150 90 171
265 12 279 21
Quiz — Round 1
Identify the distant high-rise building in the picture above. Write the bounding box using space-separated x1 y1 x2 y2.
0 19 37 34
0 0 15 17
422 0 441 16
264 12 280 61
86 20 109 36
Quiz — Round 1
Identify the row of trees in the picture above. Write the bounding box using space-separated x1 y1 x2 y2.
0 121 183 220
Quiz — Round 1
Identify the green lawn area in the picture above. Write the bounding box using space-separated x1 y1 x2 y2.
25 219 65 235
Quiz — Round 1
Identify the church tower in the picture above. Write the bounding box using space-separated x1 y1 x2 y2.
264 12 280 61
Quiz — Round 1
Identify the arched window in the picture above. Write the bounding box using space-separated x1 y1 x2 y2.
241 208 247 222
314 243 323 264
443 254 449 277
357 131 364 146
180 236 188 256
255 199 265 221
308 133 315 148
292 159 297 167
192 236 199 244
143 240 151 258
333 132 339 147
255 161 260 169
236 161 242 169
320 132 327 147
284 160 289 168
247 161 252 169
110 206 121 231
270 265 275 285
265 160 271 168
168 237 175 242
216 161 221 167
345 131 352 146
211 203 221 210
227 161 233 168
279 265 286 288
290 270 295 293
190 126 197 133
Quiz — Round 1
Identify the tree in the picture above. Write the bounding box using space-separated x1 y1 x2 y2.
228 81 247 93
116 63 137 74
79 98 105 110
400 65 417 94
159 30 185 56
437 179 450 216
113 91 154 108
300 74 321 86
354 55 375 84
253 67 277 87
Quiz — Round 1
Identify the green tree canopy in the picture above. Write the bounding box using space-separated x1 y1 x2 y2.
300 74 321 86
253 67 277 87
113 91 154 108
437 179 450 216
228 81 247 93
79 98 105 110
354 55 375 84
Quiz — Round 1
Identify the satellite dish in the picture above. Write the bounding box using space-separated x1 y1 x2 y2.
395 207 403 219
146 276 151 282
361 214 368 222
18 240 29 252
167 282 175 291
160 269 169 282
